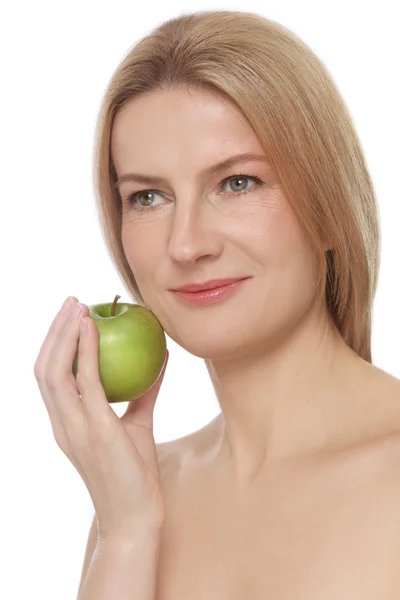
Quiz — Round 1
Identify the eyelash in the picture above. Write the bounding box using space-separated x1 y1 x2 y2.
123 173 264 213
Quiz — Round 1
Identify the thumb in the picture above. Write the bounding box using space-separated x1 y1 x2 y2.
120 350 169 429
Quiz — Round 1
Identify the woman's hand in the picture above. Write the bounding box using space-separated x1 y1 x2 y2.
34 296 169 540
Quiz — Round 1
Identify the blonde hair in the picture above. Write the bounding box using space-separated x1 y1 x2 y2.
93 10 381 363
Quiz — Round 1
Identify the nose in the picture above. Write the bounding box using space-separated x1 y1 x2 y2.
167 201 223 265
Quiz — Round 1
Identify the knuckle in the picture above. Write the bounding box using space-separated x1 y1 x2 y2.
33 360 43 380
66 422 89 452
94 413 118 442
75 372 87 394
44 371 60 391
55 409 87 446
53 428 68 452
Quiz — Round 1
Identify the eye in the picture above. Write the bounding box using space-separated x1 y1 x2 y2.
220 174 262 195
124 190 164 213
123 173 264 213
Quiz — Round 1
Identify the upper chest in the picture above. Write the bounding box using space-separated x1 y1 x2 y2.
155 439 400 600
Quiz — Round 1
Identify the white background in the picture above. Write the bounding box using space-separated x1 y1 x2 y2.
1 1 399 598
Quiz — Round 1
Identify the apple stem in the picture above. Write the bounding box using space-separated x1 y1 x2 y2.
110 294 121 317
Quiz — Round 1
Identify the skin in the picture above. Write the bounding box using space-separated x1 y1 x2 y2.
111 86 399 491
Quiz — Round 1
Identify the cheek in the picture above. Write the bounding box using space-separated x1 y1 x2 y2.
235 199 291 261
243 201 316 286
121 224 161 279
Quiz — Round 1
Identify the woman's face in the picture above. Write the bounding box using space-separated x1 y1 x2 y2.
111 87 322 359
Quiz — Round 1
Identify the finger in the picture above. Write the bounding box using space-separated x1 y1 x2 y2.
44 300 88 430
34 297 79 376
75 314 115 420
34 296 79 439
121 350 169 430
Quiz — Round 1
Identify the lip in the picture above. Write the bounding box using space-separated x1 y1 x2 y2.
171 277 249 293
171 277 250 306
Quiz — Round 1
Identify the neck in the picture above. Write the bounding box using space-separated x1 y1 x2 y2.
204 307 365 485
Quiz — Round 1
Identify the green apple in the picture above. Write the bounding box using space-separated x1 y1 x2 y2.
72 295 167 403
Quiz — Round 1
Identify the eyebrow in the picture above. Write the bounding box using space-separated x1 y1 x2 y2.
114 152 270 189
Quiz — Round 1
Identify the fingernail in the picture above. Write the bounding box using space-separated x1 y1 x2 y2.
61 297 74 313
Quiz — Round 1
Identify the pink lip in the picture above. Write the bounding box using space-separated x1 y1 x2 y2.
171 278 249 306
171 277 249 293
172 277 247 292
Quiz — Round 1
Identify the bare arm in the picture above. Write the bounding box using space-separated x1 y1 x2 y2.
77 515 98 595
77 523 163 600
34 299 170 600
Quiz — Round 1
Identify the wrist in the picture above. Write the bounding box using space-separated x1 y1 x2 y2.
97 524 163 552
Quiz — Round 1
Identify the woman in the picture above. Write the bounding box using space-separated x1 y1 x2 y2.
34 9 400 599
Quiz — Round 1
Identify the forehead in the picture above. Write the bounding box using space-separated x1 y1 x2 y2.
111 88 265 171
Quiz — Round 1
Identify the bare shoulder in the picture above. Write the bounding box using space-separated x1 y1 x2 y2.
354 365 400 458
155 416 221 485
349 365 400 495
355 361 400 435
155 417 219 460
369 363 400 395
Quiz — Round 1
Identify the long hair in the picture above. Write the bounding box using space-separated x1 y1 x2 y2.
92 10 380 363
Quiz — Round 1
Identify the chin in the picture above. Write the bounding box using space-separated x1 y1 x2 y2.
169 332 258 362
